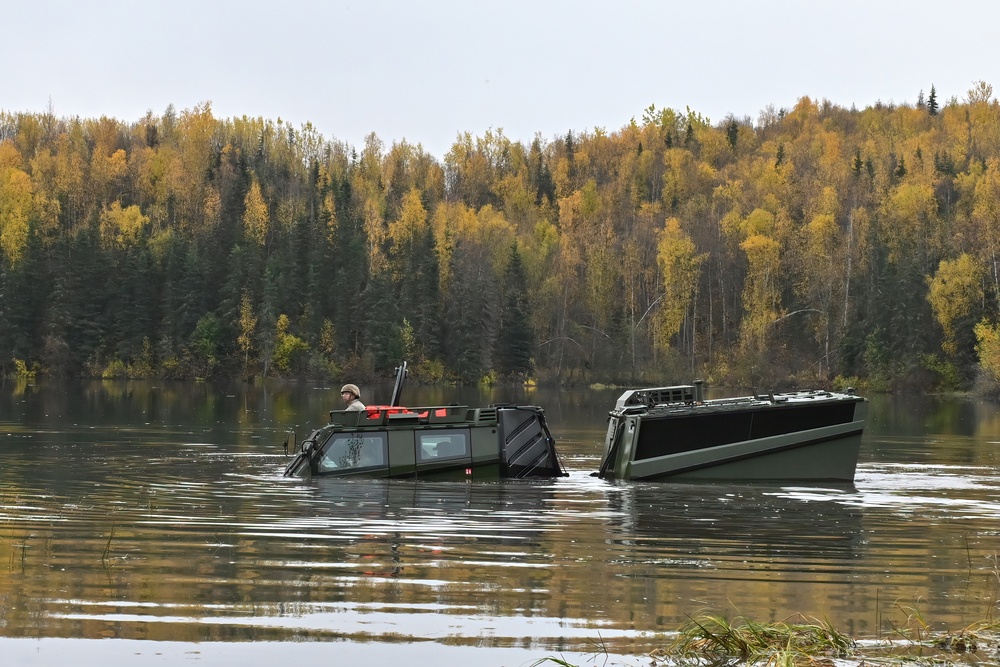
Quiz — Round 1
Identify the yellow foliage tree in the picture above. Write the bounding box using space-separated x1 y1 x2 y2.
739 233 782 353
971 159 1000 309
237 290 257 374
927 254 983 356
880 182 939 267
176 102 217 225
243 178 269 246
0 141 22 170
661 147 716 210
742 207 776 237
320 319 336 358
100 201 149 249
974 319 1000 384
655 218 705 353
0 160 34 264
431 201 476 291
473 205 516 274
89 147 127 206
271 313 308 373
387 187 429 279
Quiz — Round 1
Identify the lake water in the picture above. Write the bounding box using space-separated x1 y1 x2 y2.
1 380 999 666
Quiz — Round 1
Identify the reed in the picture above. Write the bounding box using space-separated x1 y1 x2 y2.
531 634 610 667
530 659 577 667
101 522 116 564
8 537 27 572
668 613 854 666
537 611 1000 667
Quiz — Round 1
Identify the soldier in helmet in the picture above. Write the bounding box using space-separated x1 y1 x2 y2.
340 384 366 411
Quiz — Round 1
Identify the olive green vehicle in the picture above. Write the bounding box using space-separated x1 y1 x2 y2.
597 382 867 482
283 363 566 480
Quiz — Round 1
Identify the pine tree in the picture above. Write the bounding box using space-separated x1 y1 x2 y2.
331 183 369 358
2 225 50 368
364 268 402 371
528 138 555 205
726 119 739 150
59 227 105 374
928 85 939 115
497 245 533 378
443 238 498 383
410 224 442 361
895 155 907 178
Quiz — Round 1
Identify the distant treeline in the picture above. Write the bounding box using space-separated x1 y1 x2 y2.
4 83 1000 390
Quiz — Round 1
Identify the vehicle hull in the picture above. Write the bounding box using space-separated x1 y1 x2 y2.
598 387 867 482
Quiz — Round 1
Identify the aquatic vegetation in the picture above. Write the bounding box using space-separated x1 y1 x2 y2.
665 613 854 666
536 611 1000 667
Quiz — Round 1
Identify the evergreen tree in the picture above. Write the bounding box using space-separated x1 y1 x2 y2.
6 225 49 365
59 227 105 374
934 150 956 176
408 224 442 362
0 265 10 374
894 155 907 178
928 85 939 115
443 237 498 383
852 148 863 176
159 233 197 355
331 183 369 358
364 268 402 371
497 245 533 378
726 119 739 150
528 138 555 205
40 267 74 374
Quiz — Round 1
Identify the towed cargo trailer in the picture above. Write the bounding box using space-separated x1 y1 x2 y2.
597 382 867 482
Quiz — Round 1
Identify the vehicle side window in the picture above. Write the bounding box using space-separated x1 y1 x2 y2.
416 430 470 461
318 433 387 472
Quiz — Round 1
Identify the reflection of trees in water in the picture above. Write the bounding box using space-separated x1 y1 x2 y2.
312 479 557 528
306 479 564 605
611 483 865 561
7 384 1000 651
588 482 872 637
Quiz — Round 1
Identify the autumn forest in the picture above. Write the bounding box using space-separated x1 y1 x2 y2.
4 83 1000 391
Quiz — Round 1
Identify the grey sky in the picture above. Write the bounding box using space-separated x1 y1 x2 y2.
4 0 998 159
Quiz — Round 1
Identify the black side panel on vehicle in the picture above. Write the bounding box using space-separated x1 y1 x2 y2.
634 400 859 461
497 407 563 477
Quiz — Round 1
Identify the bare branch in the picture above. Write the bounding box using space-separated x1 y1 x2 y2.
769 309 822 326
634 293 666 330
538 336 584 350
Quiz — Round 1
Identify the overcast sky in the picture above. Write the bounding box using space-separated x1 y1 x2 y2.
4 1 999 159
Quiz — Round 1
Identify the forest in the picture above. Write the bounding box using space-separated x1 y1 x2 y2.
4 82 1000 391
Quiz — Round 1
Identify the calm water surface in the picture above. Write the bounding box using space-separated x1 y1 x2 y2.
1 381 999 665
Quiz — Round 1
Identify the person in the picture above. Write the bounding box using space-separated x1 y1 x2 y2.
340 384 366 411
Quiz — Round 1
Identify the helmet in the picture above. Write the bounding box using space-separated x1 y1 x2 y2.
341 384 360 397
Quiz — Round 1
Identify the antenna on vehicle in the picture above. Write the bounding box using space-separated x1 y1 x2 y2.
389 361 408 407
